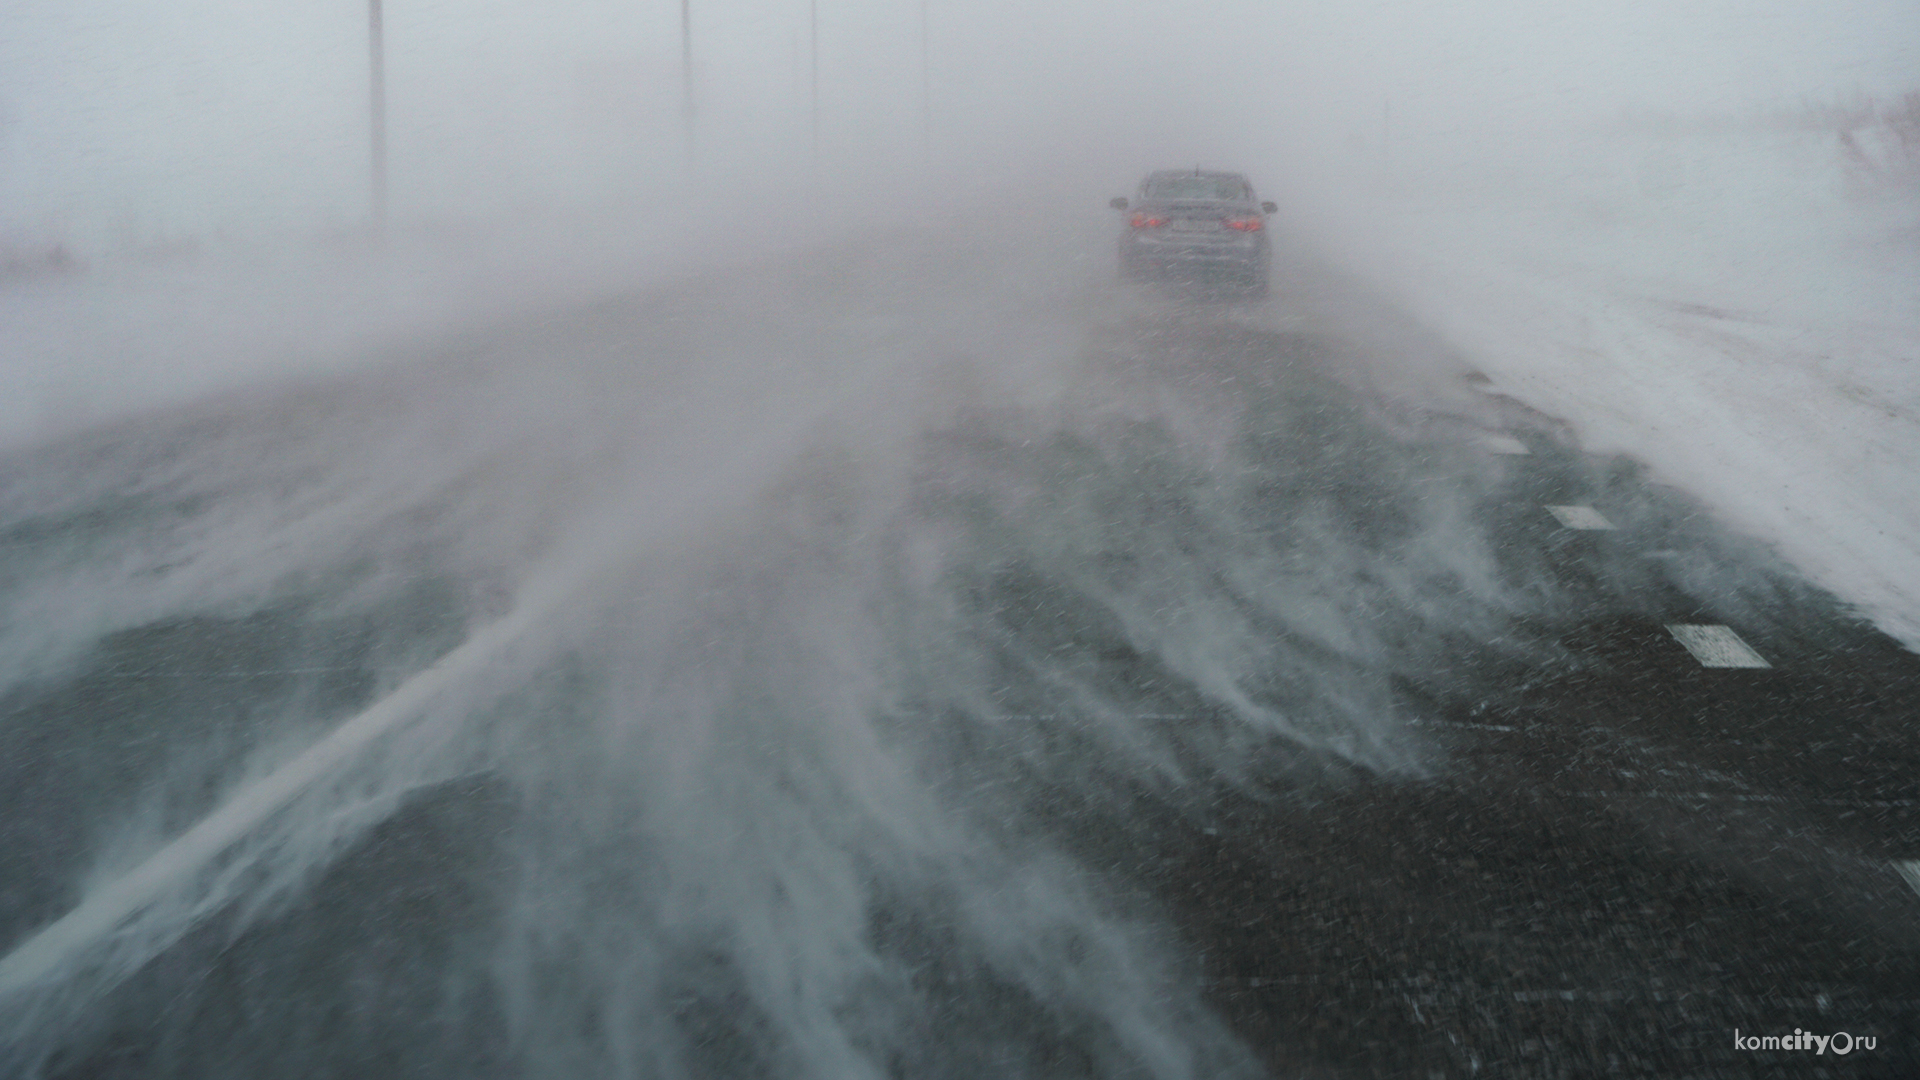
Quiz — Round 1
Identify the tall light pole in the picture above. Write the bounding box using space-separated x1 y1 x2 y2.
809 0 820 155
369 0 388 227
681 0 695 155
919 0 930 136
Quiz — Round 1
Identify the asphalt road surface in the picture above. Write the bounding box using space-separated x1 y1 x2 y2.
2 216 1916 1078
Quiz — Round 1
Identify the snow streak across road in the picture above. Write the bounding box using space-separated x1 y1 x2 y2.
2 213 1918 1078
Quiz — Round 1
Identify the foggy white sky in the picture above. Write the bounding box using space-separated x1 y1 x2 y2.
1 0 1914 244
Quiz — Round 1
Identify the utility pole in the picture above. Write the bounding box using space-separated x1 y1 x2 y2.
809 0 820 155
369 0 388 228
918 0 930 136
1382 98 1392 178
681 0 695 156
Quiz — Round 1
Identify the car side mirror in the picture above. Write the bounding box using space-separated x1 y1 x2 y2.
1109 197 1129 210
1261 201 1277 214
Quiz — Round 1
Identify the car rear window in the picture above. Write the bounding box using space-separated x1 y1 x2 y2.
1141 175 1249 201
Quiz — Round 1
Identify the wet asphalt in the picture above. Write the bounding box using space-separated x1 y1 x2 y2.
7 237 1919 1079
1052 307 1920 1078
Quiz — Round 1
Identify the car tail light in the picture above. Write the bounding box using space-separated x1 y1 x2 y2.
1129 213 1167 229
1225 217 1264 231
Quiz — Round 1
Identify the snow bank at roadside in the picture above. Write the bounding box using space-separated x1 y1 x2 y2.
1309 122 1920 648
0 211 685 451
0 163 980 453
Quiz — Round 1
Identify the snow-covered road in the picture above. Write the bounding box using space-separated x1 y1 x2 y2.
2 121 1916 1077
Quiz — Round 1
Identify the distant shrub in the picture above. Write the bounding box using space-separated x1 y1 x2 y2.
1829 90 1920 198
0 241 82 283
1882 92 1920 172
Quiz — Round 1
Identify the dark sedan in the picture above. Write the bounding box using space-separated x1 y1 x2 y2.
1110 170 1276 296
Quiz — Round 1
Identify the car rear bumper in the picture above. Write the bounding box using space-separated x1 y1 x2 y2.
1120 247 1268 280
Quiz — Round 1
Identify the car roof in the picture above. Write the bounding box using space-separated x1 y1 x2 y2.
1144 169 1247 180
1135 171 1257 202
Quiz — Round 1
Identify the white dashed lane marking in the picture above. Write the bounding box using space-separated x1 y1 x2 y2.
1544 505 1617 530
1894 861 1920 898
1665 624 1771 668
1480 435 1531 455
